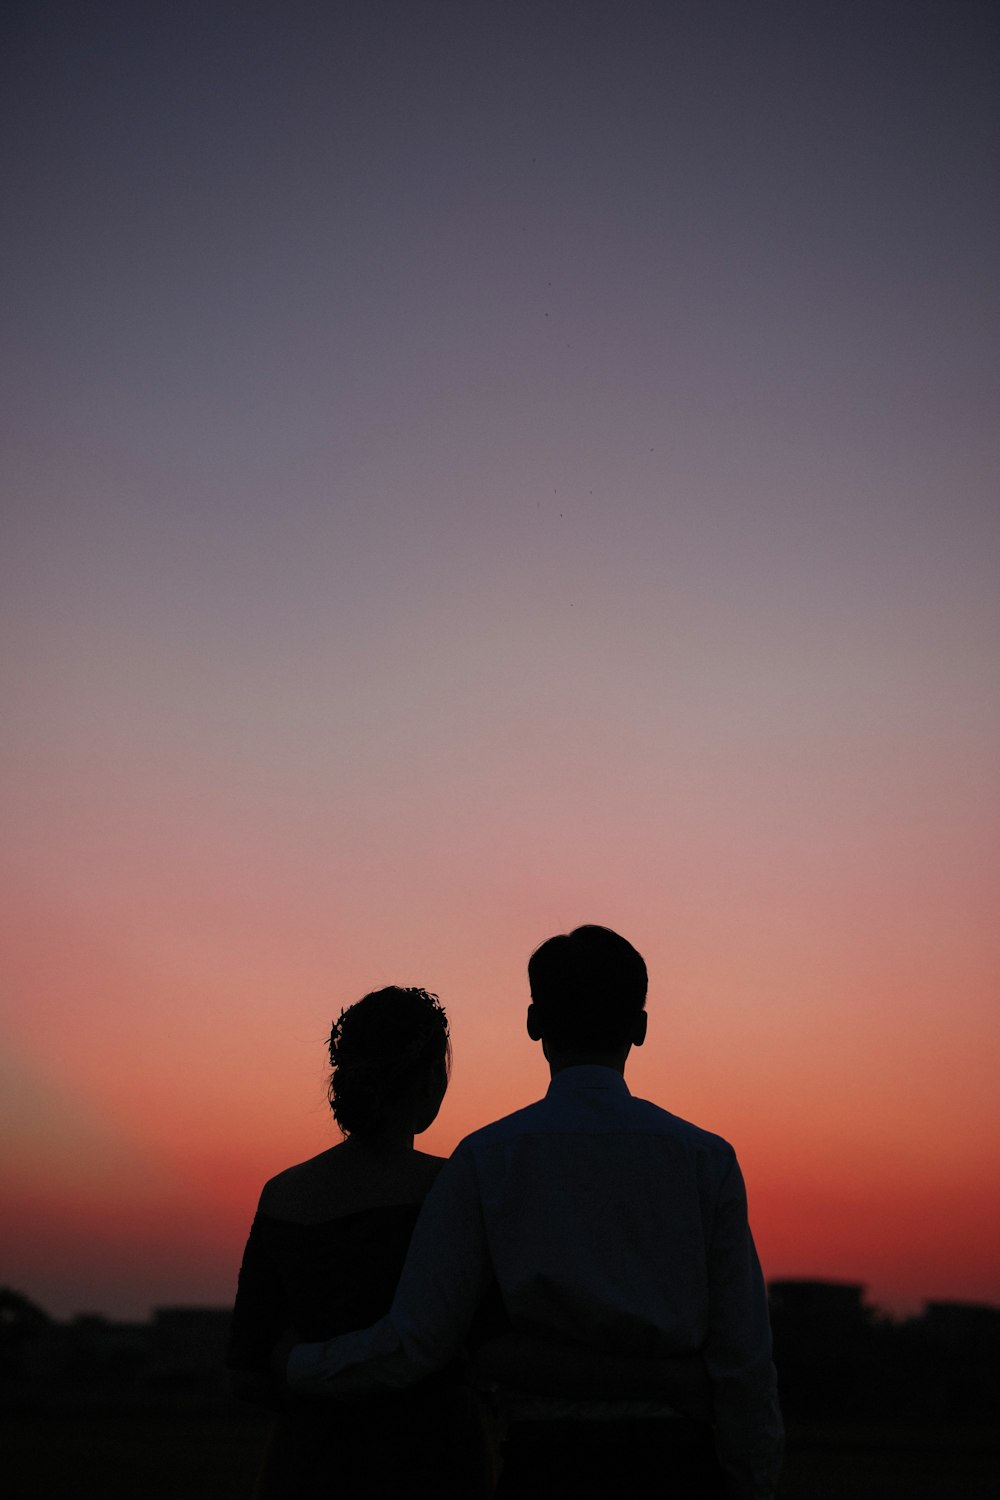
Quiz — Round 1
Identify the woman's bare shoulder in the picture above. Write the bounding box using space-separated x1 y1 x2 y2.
257 1147 344 1219
257 1146 447 1223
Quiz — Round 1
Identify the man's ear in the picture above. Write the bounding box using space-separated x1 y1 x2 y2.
631 1011 648 1048
526 1004 543 1042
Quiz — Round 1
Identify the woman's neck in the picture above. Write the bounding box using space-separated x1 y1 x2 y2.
340 1128 415 1159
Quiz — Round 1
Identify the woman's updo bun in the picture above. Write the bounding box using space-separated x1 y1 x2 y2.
327 986 450 1138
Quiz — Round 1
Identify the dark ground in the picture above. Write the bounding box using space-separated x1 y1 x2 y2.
3 1412 998 1499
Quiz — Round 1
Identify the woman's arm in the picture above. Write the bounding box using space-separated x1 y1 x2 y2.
228 1212 290 1408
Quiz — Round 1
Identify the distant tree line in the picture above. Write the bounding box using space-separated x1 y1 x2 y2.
769 1280 1000 1424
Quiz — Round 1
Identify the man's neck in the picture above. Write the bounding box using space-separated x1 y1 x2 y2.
545 1045 630 1078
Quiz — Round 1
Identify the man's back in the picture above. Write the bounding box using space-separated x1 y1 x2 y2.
449 1066 780 1496
466 1065 745 1359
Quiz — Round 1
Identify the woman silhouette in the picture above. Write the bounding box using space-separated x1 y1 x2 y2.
228 986 494 1497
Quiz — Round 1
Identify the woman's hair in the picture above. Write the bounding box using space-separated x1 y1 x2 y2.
327 986 451 1137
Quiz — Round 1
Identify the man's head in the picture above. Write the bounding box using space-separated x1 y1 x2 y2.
526 924 648 1067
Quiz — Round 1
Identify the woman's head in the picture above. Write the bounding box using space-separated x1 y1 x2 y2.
327 986 451 1139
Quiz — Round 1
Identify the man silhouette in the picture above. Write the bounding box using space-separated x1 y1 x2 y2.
286 925 782 1499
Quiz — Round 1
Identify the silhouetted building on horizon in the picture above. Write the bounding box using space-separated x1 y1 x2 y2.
1 1289 237 1412
3 1282 998 1423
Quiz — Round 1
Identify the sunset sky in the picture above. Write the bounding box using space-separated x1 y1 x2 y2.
2 1 998 1323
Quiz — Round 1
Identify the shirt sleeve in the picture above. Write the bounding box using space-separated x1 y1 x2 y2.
703 1149 784 1500
286 1141 490 1395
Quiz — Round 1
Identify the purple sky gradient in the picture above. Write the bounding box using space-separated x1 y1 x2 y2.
2 1 998 1318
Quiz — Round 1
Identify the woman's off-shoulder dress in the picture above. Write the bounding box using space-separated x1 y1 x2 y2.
228 1203 495 1499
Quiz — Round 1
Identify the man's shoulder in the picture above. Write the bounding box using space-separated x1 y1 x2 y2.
627 1093 736 1157
454 1095 553 1151
452 1086 736 1164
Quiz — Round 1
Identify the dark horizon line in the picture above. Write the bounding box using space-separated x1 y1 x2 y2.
7 1280 1000 1329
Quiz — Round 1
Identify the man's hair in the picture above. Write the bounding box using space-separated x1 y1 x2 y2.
527 925 648 1051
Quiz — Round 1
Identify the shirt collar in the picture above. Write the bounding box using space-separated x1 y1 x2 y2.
546 1065 631 1096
